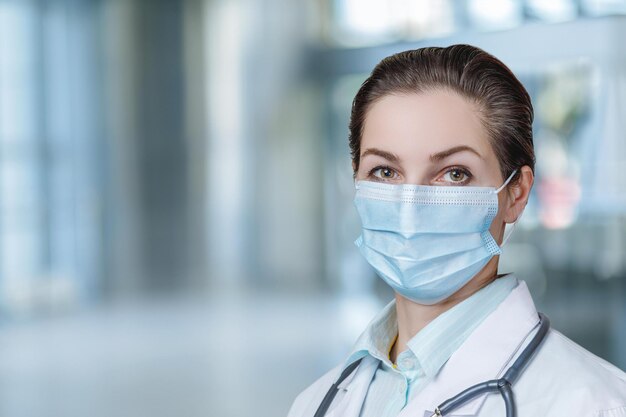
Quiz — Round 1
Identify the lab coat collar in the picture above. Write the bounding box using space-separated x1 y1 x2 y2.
406 274 518 380
399 278 540 417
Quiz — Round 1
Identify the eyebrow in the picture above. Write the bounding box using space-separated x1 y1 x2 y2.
429 145 483 162
361 145 482 164
361 148 400 163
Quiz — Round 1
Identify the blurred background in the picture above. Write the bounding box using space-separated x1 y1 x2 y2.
0 0 625 416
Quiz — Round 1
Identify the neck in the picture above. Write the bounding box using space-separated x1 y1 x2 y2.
389 258 500 363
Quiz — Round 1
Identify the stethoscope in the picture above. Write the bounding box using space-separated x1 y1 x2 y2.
313 312 550 417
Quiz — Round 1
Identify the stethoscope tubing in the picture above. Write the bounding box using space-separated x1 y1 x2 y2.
314 312 550 417
432 312 550 416
313 359 363 417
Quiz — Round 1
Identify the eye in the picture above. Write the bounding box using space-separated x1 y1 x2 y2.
440 167 472 184
368 166 400 181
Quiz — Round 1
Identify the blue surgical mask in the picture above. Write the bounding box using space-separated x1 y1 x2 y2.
353 170 518 305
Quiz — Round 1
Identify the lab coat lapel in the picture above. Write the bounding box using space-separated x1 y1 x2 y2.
324 356 378 417
400 280 541 417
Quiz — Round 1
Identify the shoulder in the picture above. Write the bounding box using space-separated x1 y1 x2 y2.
286 364 342 417
517 328 626 413
540 329 626 387
551 330 624 373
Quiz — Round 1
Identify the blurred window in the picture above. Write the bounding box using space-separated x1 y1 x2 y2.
322 0 626 47
0 0 102 315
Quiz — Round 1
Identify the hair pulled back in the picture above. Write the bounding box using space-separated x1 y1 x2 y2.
349 44 535 182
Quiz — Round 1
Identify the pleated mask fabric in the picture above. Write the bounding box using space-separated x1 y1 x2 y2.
353 170 516 305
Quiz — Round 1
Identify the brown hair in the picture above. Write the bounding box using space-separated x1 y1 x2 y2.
349 44 535 183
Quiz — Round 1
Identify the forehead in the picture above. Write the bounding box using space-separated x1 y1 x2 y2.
361 89 494 160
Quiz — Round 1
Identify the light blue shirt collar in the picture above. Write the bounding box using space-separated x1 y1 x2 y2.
344 274 519 381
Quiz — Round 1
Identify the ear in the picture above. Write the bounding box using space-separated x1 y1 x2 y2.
352 160 358 175
504 165 533 223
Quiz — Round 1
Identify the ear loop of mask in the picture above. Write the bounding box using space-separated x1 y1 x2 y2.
494 169 518 194
494 169 519 248
501 222 517 247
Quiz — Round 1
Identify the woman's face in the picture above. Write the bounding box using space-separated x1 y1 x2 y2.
355 89 511 244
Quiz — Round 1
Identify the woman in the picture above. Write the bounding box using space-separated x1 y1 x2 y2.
288 45 626 417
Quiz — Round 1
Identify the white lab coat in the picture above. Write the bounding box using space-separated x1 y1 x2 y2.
287 281 626 417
